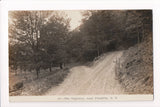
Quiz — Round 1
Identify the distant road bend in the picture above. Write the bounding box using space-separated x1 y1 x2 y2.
45 51 124 95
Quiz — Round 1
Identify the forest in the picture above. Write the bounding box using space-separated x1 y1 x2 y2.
9 10 153 96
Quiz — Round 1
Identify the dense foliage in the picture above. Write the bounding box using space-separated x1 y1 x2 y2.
9 11 70 78
68 10 152 61
9 10 152 78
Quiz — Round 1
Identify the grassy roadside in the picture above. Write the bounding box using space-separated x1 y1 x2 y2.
9 67 70 96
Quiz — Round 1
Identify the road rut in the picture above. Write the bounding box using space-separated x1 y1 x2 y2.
45 51 124 95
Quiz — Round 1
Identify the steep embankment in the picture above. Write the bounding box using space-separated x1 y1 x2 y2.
45 51 124 95
116 34 153 94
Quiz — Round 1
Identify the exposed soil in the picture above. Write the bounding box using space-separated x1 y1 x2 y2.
45 51 124 95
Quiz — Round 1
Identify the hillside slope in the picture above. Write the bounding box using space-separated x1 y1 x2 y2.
115 34 153 94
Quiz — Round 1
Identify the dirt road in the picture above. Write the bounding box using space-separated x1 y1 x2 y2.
45 51 124 95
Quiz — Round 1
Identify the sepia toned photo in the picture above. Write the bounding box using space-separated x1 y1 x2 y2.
9 10 153 101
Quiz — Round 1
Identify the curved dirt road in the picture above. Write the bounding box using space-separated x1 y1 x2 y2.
45 51 124 95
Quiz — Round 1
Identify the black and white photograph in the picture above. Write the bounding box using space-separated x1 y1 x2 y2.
8 10 153 101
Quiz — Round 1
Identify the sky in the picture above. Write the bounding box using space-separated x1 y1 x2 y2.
63 10 83 30
8 10 84 31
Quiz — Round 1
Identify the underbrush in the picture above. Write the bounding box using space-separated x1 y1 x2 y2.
9 67 70 96
115 34 153 94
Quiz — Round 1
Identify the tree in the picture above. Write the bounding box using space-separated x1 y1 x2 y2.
40 13 70 70
79 10 122 57
72 10 152 62
9 11 70 78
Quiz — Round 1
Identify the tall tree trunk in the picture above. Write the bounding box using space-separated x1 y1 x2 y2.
36 70 39 79
49 65 52 72
97 48 100 56
96 45 100 57
36 67 40 79
60 63 63 69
